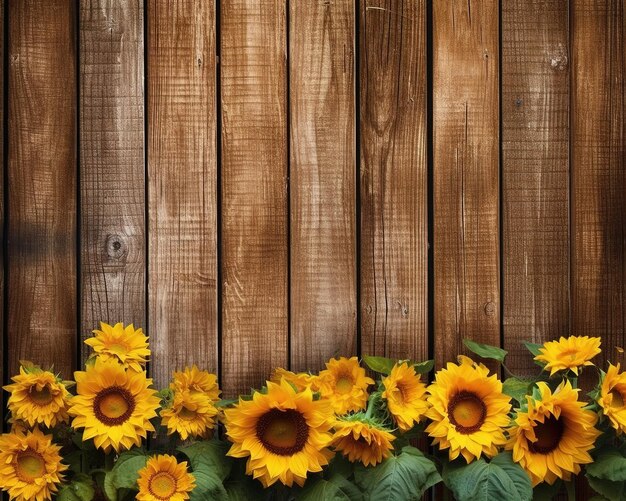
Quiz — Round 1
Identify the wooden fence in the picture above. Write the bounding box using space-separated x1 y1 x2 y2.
0 0 624 398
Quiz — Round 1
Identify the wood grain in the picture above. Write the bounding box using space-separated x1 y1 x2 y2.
0 0 4 416
7 0 77 377
289 0 356 372
221 0 288 396
501 0 570 375
148 0 218 387
433 0 500 367
79 0 145 363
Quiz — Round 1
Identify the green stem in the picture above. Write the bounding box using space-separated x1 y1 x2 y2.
365 393 380 420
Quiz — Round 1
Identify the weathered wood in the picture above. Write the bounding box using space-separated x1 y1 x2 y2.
7 0 77 377
289 0 356 371
221 0 288 396
433 0 500 367
148 0 218 387
0 0 4 416
501 0 570 375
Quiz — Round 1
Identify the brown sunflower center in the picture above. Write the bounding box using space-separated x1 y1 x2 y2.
256 409 309 456
30 385 54 405
610 389 625 408
178 406 197 420
15 449 45 483
448 391 487 434
148 471 177 500
336 374 354 395
529 415 564 454
93 386 136 425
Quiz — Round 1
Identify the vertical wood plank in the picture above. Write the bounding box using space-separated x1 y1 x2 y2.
221 0 288 396
501 0 570 374
289 0 356 371
148 0 218 387
433 0 500 366
80 0 145 363
0 0 4 416
7 0 77 377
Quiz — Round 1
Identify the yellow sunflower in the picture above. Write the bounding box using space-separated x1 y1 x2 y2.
69 357 160 453
3 366 70 428
224 379 334 488
331 416 395 467
317 357 374 415
534 335 601 376
425 356 511 463
84 322 150 371
598 363 626 433
161 390 218 440
0 427 68 501
170 365 220 403
270 367 319 392
507 380 600 486
382 363 429 431
137 454 195 501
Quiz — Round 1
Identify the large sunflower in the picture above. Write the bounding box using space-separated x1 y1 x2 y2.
69 357 160 453
598 363 626 433
224 379 334 487
4 366 70 428
331 416 395 466
84 322 150 371
137 454 195 501
382 363 429 431
425 356 511 463
317 357 374 415
161 390 218 440
507 380 600 486
534 335 601 376
170 365 220 402
270 367 319 392
0 427 68 501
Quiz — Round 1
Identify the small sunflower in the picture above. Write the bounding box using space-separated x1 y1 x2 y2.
0 427 68 501
507 380 600 486
598 363 626 433
137 454 195 501
382 363 429 431
161 390 218 440
317 357 374 415
331 415 395 466
84 322 150 371
270 368 319 392
534 335 601 376
425 356 511 463
3 366 70 428
170 365 220 402
224 379 334 488
69 357 160 453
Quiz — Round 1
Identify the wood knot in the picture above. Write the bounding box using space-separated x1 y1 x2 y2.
105 234 126 260
550 54 568 71
515 98 523 108
483 301 496 316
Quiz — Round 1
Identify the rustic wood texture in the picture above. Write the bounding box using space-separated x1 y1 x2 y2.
220 0 288 396
148 0 218 387
501 0 570 375
80 0 145 363
359 0 428 361
289 0 356 371
0 0 4 417
7 0 77 377
572 0 625 360
433 0 500 367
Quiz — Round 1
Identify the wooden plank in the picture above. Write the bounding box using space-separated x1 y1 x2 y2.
148 0 218 387
501 0 570 375
79 0 145 363
7 0 77 377
0 0 4 417
221 0 288 396
360 1 428 361
433 0 500 367
289 0 356 372
572 0 625 359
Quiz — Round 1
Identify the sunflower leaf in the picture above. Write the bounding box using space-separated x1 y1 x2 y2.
587 449 626 482
412 360 434 374
298 475 362 501
463 339 508 363
502 377 533 404
103 451 148 501
57 474 95 501
586 475 626 501
190 464 228 501
179 440 233 481
363 356 396 375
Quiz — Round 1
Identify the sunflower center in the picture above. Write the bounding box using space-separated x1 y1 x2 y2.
93 386 136 425
610 389 625 409
448 391 487 434
256 409 309 456
15 449 45 483
178 406 197 420
336 374 354 395
30 385 54 405
148 472 177 500
528 414 564 454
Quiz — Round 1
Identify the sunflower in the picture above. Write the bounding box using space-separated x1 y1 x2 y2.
317 357 374 415
507 380 600 486
598 363 626 433
270 367 319 392
137 454 195 501
3 366 70 428
170 366 220 402
224 379 334 487
534 335 601 376
425 356 511 463
382 363 429 431
331 415 395 466
84 322 150 371
69 357 160 453
161 390 218 440
0 427 68 501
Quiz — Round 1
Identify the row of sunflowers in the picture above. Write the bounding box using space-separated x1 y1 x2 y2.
1 323 625 500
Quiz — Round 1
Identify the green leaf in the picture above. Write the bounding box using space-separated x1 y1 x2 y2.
327 453 355 479
587 476 626 501
362 356 396 375
190 464 228 501
443 452 532 501
463 339 508 363
215 398 238 408
502 378 532 404
532 479 563 500
57 475 96 501
524 342 543 358
103 451 148 501
297 477 352 501
412 360 434 374
179 440 233 481
587 449 626 482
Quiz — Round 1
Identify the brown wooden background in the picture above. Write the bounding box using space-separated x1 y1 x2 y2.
0 0 624 400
